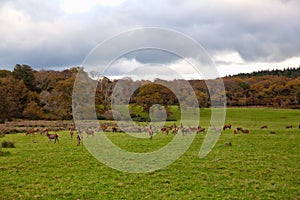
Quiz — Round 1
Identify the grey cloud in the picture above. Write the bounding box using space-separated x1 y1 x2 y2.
0 0 299 70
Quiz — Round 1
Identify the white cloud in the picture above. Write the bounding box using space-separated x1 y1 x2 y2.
213 51 244 64
0 0 299 76
60 0 124 14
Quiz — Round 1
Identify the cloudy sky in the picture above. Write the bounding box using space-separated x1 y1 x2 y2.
0 0 300 78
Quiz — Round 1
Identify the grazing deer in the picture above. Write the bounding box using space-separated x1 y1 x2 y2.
286 125 292 129
161 127 169 135
260 125 267 129
46 132 59 143
210 127 222 133
241 129 249 134
85 129 94 137
237 127 243 132
40 128 48 135
234 130 237 134
197 127 205 134
189 126 199 133
298 124 300 129
26 128 39 136
223 124 232 130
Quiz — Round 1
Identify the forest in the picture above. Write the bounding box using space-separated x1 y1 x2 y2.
0 64 299 122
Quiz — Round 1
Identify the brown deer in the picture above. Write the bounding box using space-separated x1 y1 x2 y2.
189 126 199 133
223 124 232 130
161 127 169 135
100 124 108 132
112 126 118 133
260 125 267 129
286 125 292 129
40 128 48 135
172 127 179 135
149 125 153 140
85 129 94 137
77 133 83 145
197 127 205 134
237 127 243 132
26 128 39 136
241 129 249 134
46 132 59 143
69 128 74 139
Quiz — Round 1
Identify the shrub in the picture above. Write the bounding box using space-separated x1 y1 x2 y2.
1 140 15 148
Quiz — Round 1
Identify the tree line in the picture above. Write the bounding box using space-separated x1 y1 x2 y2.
226 67 300 78
0 65 299 122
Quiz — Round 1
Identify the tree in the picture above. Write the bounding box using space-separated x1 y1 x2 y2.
48 78 75 119
12 64 36 91
0 77 28 122
23 101 44 120
133 83 177 112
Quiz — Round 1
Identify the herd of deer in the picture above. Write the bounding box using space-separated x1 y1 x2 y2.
223 123 300 135
25 127 86 145
24 123 300 143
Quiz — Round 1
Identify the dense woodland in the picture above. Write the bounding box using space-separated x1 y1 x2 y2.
0 64 299 122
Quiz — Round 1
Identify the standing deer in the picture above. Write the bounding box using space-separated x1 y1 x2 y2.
26 128 39 136
69 128 74 139
46 132 59 143
77 133 83 145
149 125 153 140
85 129 94 137
40 128 48 135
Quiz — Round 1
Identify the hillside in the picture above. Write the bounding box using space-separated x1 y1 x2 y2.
0 65 299 122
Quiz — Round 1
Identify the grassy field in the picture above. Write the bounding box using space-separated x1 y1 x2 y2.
0 108 299 199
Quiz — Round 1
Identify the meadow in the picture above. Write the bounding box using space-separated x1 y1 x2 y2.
0 108 299 199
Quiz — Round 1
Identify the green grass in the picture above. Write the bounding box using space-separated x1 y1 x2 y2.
0 108 300 199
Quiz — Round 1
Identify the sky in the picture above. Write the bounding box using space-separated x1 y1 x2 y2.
0 0 300 79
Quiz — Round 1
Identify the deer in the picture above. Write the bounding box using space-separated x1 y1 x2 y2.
69 128 74 139
197 127 206 134
260 125 267 129
241 129 249 134
77 133 83 145
85 129 94 137
161 127 169 135
172 127 179 135
286 125 292 129
223 124 232 130
237 127 243 132
26 128 39 136
40 128 48 135
149 125 153 140
46 132 59 143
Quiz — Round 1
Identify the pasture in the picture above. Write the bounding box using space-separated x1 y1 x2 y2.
0 108 299 199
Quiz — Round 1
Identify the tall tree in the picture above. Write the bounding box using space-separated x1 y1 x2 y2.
12 64 36 91
0 77 28 122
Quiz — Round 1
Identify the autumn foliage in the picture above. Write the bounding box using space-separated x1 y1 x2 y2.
0 65 299 122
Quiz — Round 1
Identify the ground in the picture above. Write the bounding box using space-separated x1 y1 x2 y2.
0 108 299 199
